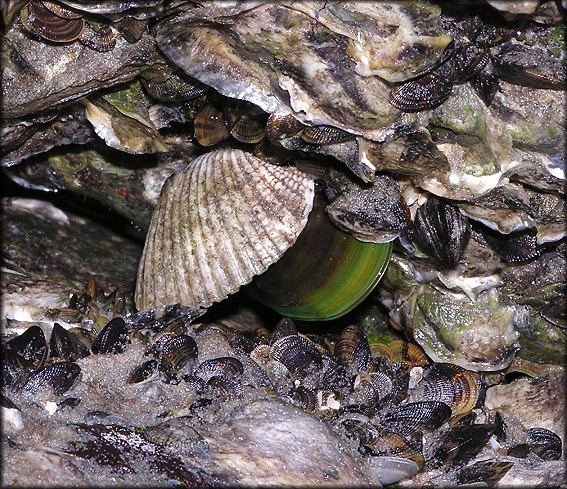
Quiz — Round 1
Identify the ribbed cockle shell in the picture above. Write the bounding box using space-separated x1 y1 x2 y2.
135 149 314 315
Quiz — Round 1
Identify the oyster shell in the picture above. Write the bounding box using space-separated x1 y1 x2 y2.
154 2 450 141
135 149 315 316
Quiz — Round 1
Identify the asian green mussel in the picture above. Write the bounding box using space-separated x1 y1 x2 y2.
2 0 566 486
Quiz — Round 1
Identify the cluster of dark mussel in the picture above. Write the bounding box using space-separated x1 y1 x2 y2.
2 280 562 485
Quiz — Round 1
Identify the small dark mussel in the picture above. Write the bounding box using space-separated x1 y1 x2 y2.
434 422 497 465
334 325 371 374
194 357 244 383
78 22 117 53
412 196 471 269
21 362 81 396
141 73 209 103
299 125 355 146
269 335 323 378
456 460 514 486
126 359 158 385
91 317 130 355
381 400 452 437
362 425 426 470
193 102 230 147
223 101 267 144
49 322 90 362
269 317 298 345
389 58 454 112
158 334 199 383
207 374 244 399
479 226 541 263
4 325 48 370
526 427 562 461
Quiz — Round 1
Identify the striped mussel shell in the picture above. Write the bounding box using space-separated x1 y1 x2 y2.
300 125 355 145
20 361 81 396
42 1 82 19
369 339 428 369
380 400 452 437
158 334 198 375
78 22 117 52
21 0 84 43
90 317 130 355
409 363 481 415
362 426 425 470
334 325 371 373
194 357 244 383
193 103 230 146
135 149 315 315
526 427 562 461
269 335 323 377
351 371 394 408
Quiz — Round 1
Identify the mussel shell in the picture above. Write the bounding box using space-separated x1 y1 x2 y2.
49 322 90 362
223 103 267 144
4 325 47 369
383 340 428 369
334 325 371 373
381 401 451 437
480 226 541 263
114 16 147 43
207 374 244 399
78 22 117 52
194 357 243 382
247 196 392 320
21 362 81 396
526 427 562 461
193 103 230 146
452 42 489 83
126 359 158 384
91 317 129 355
434 423 496 464
300 125 355 145
2 348 36 388
412 196 471 269
451 370 482 415
135 149 315 315
389 60 454 112
411 368 455 408
269 335 323 377
366 456 420 486
456 460 514 486
471 67 499 106
159 334 198 374
266 113 305 141
363 427 425 470
352 372 394 407
141 74 209 102
21 0 85 43
491 42 566 90
290 385 318 412
270 317 298 345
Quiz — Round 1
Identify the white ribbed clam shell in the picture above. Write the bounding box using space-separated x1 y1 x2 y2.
135 149 315 313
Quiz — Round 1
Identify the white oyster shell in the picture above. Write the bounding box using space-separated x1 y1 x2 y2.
135 149 315 314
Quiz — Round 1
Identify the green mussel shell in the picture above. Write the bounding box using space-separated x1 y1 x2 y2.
247 197 392 320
